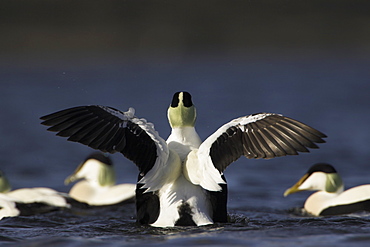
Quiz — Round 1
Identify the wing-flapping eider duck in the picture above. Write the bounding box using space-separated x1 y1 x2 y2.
284 163 370 216
40 91 326 227
65 152 136 206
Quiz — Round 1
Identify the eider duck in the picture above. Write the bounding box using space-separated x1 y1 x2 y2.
0 170 68 219
0 170 67 208
284 163 370 216
40 91 326 227
65 152 136 206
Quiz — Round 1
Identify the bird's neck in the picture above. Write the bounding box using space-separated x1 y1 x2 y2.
167 127 201 146
166 127 202 160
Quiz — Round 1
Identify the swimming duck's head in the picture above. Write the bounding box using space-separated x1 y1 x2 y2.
168 91 196 128
0 171 11 193
284 163 344 197
65 152 116 187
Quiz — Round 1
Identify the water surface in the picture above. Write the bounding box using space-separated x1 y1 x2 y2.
0 55 370 246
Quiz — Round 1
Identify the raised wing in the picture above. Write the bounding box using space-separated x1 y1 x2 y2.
40 105 169 176
192 113 326 191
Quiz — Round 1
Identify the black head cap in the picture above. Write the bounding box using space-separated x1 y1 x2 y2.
171 91 193 107
85 152 113 166
307 163 337 175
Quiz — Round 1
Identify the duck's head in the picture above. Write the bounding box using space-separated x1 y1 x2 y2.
65 152 116 187
168 91 196 128
284 163 344 197
0 171 11 193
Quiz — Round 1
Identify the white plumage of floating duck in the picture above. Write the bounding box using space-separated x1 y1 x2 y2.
0 193 62 220
0 196 19 220
65 152 136 206
284 163 370 216
0 170 68 219
40 91 326 227
0 172 18 219
0 170 67 208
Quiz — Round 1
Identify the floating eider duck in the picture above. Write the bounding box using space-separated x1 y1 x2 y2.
0 170 67 208
284 163 370 216
40 91 326 227
0 170 68 219
65 152 136 206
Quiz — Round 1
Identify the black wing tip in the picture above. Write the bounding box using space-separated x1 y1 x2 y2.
39 105 96 121
313 131 327 140
317 138 326 144
40 118 54 126
40 113 57 122
283 116 328 139
320 133 328 139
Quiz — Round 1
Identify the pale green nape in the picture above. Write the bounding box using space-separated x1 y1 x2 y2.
325 173 343 193
168 104 196 128
0 171 11 193
98 164 116 187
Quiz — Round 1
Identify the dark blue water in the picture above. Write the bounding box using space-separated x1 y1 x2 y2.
1 54 370 246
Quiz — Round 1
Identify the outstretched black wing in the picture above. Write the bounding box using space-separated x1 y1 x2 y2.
201 113 326 174
40 106 168 175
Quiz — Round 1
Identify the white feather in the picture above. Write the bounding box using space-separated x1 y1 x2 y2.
6 188 68 207
0 195 20 219
151 174 213 227
139 149 181 193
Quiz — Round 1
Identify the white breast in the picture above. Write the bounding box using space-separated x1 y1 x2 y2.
304 191 338 216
